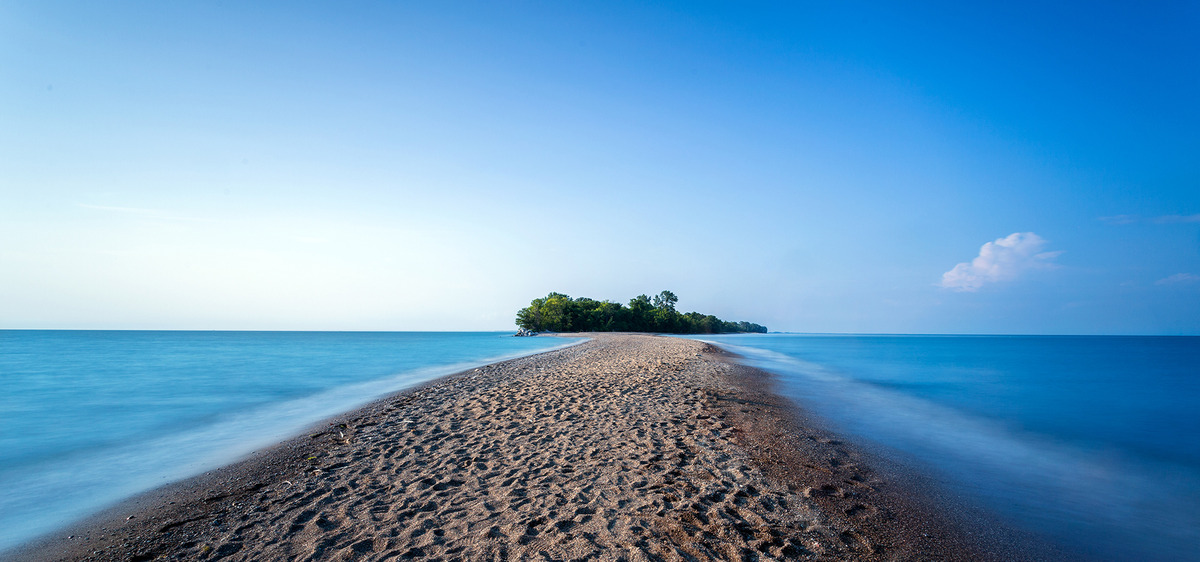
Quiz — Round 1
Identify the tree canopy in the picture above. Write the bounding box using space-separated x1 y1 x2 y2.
515 291 767 334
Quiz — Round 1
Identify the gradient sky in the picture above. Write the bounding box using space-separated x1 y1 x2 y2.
2 1 1198 334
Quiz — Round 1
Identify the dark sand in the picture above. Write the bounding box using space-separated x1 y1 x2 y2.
11 334 1056 561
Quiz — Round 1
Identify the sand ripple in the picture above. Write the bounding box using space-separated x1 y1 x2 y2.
23 334 1013 561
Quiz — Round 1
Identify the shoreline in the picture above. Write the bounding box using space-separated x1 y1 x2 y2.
698 342 1076 562
11 333 1050 561
6 337 597 562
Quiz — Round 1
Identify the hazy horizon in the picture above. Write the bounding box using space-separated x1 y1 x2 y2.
3 2 1197 335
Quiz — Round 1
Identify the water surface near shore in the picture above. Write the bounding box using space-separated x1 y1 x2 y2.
687 334 1200 561
0 330 583 553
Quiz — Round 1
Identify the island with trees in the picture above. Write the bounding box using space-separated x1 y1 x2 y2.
515 291 768 334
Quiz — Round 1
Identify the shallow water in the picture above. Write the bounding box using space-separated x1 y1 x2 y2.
0 330 582 553
687 334 1200 561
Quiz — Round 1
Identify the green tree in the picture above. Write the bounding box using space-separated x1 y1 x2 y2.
540 292 572 331
515 290 766 334
652 290 678 312
628 294 654 331
515 297 546 331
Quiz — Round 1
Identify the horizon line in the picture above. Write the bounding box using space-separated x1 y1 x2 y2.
2 328 1197 337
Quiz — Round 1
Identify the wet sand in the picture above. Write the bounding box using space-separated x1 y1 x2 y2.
12 334 1045 561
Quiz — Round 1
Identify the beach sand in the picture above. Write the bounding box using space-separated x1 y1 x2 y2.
13 334 1037 561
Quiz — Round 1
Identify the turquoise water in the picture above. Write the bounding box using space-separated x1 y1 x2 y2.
688 334 1200 561
0 330 582 553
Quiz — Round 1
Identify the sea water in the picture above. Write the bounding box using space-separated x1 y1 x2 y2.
0 330 582 553
688 334 1200 561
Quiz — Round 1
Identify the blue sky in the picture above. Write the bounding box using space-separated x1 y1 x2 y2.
2 1 1197 333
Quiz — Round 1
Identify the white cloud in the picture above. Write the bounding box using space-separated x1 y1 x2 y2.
1098 213 1200 225
1099 214 1139 225
940 232 1061 292
1156 273 1200 286
1153 214 1200 224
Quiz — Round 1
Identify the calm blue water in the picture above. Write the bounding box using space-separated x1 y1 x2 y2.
0 330 582 553
688 334 1200 561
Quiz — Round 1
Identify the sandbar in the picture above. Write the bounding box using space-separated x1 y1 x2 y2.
11 334 1050 561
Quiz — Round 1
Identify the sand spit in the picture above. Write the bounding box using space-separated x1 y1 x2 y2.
16 334 1026 561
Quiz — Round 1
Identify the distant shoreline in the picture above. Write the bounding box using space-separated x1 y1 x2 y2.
12 334 1044 561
